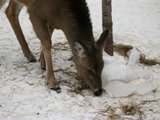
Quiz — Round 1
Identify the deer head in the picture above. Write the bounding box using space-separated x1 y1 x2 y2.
73 30 108 96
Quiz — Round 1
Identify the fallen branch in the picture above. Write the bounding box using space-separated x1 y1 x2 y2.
139 54 160 66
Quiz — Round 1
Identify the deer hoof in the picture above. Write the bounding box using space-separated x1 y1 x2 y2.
41 67 46 70
30 59 37 63
47 81 61 93
94 89 103 96
51 86 61 93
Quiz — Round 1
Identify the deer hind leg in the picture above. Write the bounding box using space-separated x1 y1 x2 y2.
5 0 36 62
0 0 6 9
29 13 60 92
40 25 54 70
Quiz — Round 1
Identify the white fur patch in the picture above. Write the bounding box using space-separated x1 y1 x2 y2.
74 41 86 58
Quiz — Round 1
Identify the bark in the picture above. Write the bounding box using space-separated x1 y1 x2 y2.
102 0 113 56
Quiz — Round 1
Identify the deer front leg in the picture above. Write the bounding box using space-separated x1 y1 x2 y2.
39 26 54 70
29 14 60 93
5 0 36 62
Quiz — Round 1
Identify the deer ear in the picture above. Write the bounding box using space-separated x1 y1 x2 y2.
73 41 86 58
96 29 109 51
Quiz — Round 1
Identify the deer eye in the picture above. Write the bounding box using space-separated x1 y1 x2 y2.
87 69 95 74
89 75 93 80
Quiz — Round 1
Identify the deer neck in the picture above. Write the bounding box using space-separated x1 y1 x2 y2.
63 22 95 53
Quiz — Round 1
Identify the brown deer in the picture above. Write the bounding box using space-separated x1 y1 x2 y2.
0 0 109 96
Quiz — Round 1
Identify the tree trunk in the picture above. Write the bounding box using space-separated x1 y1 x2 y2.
102 0 113 56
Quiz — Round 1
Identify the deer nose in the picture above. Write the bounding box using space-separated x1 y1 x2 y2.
94 88 103 96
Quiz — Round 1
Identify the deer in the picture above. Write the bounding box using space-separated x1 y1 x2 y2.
0 0 109 96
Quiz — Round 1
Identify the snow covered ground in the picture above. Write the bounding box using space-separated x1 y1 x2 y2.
0 0 160 120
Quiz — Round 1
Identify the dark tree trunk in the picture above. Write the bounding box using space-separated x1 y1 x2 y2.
102 0 113 56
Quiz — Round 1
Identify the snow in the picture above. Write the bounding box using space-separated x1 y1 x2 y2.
0 0 160 120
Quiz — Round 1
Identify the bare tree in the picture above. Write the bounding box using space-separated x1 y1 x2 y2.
102 0 113 56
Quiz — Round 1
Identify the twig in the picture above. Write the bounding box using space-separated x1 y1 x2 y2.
141 99 160 105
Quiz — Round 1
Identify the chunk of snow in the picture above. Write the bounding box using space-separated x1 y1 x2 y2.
104 81 136 97
136 81 158 95
102 64 137 84
103 79 158 97
127 47 141 66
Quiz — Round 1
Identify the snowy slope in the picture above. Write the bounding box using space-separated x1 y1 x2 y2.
0 0 160 120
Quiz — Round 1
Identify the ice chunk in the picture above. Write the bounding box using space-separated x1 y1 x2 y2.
127 48 141 66
104 81 136 97
136 81 158 95
104 79 158 97
102 64 136 84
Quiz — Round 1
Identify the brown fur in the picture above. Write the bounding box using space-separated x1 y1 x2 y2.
0 0 108 95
